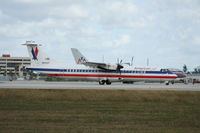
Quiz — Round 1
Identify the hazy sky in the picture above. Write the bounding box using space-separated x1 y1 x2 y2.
0 0 200 70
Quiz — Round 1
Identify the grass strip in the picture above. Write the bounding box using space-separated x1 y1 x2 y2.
0 89 200 133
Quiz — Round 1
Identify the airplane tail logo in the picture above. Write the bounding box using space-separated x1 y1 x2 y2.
31 47 39 60
77 57 87 64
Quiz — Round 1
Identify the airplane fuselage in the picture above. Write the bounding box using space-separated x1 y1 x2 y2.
26 66 177 85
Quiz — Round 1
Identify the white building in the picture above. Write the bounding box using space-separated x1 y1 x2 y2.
0 54 31 78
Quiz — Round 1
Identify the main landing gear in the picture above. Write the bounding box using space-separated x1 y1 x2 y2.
165 81 175 85
99 80 112 85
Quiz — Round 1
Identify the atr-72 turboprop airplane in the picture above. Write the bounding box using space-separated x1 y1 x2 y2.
23 41 177 85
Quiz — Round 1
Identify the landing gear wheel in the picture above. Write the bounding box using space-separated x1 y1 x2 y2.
99 80 105 85
106 80 111 85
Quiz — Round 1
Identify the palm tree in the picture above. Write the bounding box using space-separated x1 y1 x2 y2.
183 64 188 73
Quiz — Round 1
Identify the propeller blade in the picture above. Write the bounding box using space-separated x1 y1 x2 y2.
120 60 123 64
131 56 134 66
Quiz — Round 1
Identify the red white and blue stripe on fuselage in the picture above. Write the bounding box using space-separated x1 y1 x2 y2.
26 67 177 82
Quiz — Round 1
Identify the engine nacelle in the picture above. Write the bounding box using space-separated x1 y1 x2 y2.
100 64 123 71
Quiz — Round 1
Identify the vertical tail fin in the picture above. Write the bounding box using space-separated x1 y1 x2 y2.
71 48 88 64
22 41 51 66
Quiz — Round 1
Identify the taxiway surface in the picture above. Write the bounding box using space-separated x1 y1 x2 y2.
0 80 200 91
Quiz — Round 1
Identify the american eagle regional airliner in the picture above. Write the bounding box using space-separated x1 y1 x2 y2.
23 41 177 85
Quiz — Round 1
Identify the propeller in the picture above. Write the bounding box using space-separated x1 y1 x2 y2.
116 58 124 72
116 56 134 71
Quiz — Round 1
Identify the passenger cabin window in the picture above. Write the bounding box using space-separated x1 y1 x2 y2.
161 69 169 73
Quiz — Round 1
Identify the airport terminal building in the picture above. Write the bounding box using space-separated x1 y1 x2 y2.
0 54 31 78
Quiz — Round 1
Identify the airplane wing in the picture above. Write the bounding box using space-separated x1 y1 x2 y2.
83 61 123 71
83 61 106 67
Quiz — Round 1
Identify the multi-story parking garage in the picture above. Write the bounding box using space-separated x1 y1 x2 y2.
0 54 31 78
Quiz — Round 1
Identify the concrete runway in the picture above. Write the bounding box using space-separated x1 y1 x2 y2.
0 80 200 91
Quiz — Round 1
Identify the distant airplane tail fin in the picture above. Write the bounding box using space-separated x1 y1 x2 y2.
22 41 51 66
71 48 88 64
